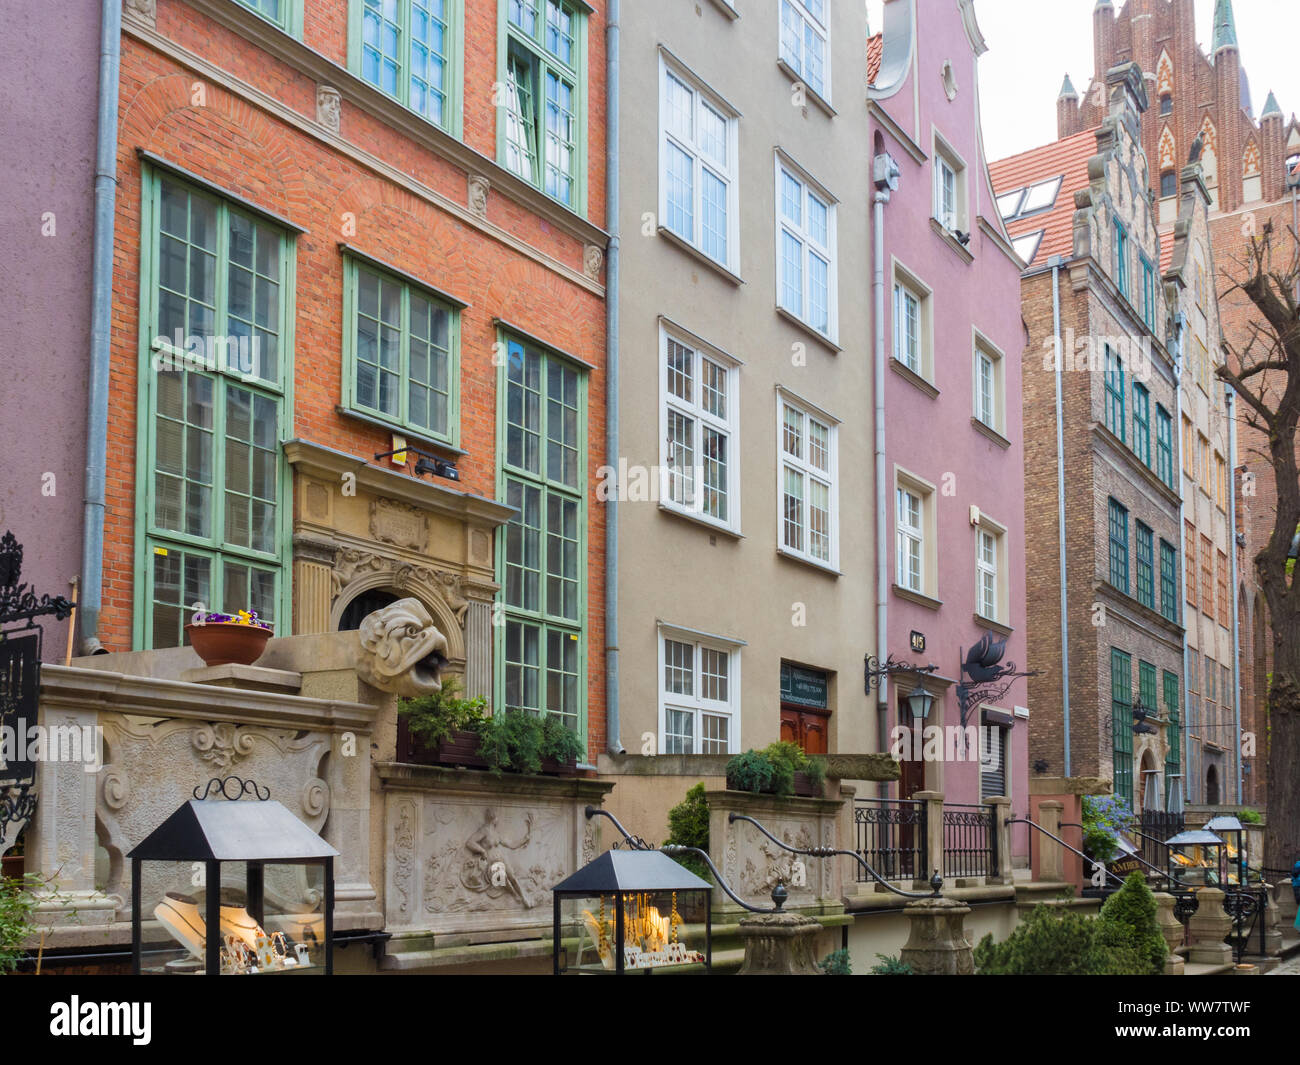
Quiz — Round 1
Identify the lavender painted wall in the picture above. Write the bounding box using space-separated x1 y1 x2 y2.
871 1 1029 838
0 1 100 658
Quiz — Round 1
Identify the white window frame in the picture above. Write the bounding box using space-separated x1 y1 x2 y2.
776 389 839 571
974 512 1009 626
657 623 742 755
932 131 968 233
891 259 934 384
775 153 838 342
658 52 741 273
972 329 1005 435
897 486 924 594
658 320 742 533
778 0 829 104
894 468 938 599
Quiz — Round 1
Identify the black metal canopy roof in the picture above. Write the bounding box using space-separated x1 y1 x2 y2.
552 850 711 894
127 799 338 861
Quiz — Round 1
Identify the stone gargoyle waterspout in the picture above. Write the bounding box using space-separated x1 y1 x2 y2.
355 597 449 697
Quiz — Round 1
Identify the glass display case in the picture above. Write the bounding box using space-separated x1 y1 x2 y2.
1165 828 1226 887
129 778 337 975
552 850 711 974
1203 814 1251 885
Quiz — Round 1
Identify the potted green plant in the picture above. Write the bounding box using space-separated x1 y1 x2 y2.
397 677 490 768
725 742 825 798
184 609 273 667
475 709 583 776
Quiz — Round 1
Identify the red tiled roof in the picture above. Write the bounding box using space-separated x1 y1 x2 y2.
867 33 883 86
988 127 1099 267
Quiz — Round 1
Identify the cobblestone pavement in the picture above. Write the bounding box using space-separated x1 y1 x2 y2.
1268 952 1300 974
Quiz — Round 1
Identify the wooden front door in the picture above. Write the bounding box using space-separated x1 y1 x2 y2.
781 705 829 755
899 725 926 798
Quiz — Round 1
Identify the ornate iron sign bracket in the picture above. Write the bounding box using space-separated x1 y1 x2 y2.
864 653 938 694
955 630 1038 727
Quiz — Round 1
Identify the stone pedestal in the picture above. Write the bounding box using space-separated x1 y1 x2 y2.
1037 800 1065 883
736 911 824 975
1186 888 1233 965
1153 892 1185 954
899 896 974 975
1259 890 1284 957
1274 880 1297 925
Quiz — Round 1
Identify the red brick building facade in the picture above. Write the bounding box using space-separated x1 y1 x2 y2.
1059 0 1300 811
105 0 608 751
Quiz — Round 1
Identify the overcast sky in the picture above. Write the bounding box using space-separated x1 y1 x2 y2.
869 1 1300 164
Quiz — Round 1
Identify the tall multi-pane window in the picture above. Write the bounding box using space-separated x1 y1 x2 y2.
661 632 737 754
975 349 997 429
142 171 292 649
778 0 828 101
1200 533 1214 619
1185 521 1198 608
779 399 838 568
660 58 737 270
1217 549 1230 625
976 527 998 620
1141 257 1156 329
1111 649 1134 808
1108 498 1129 593
1139 659 1157 730
355 0 456 129
499 336 585 738
344 257 458 442
661 327 738 531
893 278 923 374
776 160 836 339
503 0 582 206
1159 539 1178 622
1135 522 1154 609
1164 670 1181 788
1156 404 1174 487
935 154 959 230
1132 382 1151 466
1114 220 1129 297
896 487 924 593
1104 346 1126 442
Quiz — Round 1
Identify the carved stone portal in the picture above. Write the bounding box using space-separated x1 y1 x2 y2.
355 597 448 696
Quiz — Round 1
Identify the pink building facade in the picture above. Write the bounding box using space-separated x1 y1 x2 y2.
868 1 1028 851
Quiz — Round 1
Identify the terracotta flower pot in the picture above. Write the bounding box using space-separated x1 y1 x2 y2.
185 622 273 667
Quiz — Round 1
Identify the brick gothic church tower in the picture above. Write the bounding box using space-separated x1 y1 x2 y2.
1059 0 1300 812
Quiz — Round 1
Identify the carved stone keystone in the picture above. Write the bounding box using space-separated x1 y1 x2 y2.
899 896 974 975
736 911 824 975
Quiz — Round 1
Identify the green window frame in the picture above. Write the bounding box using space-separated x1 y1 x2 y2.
1156 404 1173 487
1108 498 1129 594
135 168 295 650
233 0 305 36
495 332 587 746
497 0 587 211
342 256 461 445
1141 256 1156 329
1111 649 1134 809
1114 220 1129 298
1104 346 1126 443
1164 670 1181 781
1159 539 1178 622
348 0 463 134
1135 521 1154 609
1133 382 1151 466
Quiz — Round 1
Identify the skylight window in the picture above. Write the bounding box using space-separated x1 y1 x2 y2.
1012 230 1043 264
1019 177 1062 215
996 189 1025 220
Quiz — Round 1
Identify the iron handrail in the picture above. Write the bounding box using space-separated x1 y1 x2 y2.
1008 817 1135 890
1020 817 1190 889
729 812 941 898
582 807 775 914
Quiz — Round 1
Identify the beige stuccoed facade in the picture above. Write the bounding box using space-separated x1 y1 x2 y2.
609 0 878 775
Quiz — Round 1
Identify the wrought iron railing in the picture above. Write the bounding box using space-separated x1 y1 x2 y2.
1138 810 1184 868
942 803 995 879
853 798 926 883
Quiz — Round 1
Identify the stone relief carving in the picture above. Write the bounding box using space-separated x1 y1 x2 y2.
316 85 342 133
95 716 330 916
192 722 255 769
370 497 428 552
355 597 449 697
583 244 603 281
392 801 416 918
739 826 815 899
420 805 566 915
467 174 490 217
332 548 473 629
124 0 156 24
582 819 597 866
